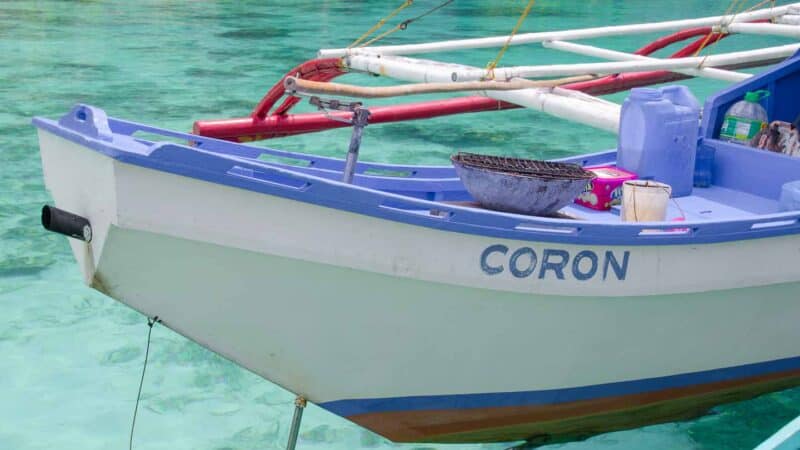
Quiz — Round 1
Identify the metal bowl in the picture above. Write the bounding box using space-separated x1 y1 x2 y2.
451 152 595 216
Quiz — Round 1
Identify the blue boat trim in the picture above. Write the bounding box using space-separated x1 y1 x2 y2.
32 106 800 246
701 49 800 200
33 48 800 247
320 355 800 417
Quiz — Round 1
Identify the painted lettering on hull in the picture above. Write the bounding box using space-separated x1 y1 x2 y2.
480 245 629 281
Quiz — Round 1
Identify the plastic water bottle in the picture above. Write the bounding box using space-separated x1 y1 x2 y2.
718 90 770 143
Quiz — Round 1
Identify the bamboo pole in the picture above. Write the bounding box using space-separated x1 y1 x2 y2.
775 6 800 25
725 22 800 39
445 43 800 81
284 75 595 99
319 3 800 57
489 87 621 133
342 55 622 133
542 40 751 83
344 44 797 85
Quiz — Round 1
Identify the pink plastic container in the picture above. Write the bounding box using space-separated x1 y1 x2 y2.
574 166 638 210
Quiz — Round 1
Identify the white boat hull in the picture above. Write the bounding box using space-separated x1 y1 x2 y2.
38 129 800 443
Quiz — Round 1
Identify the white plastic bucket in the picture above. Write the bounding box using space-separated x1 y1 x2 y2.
621 180 672 222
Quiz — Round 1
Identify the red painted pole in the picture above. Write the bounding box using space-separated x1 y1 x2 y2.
193 25 760 142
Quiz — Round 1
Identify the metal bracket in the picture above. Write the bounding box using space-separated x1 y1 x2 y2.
309 96 362 112
286 396 307 450
309 96 371 183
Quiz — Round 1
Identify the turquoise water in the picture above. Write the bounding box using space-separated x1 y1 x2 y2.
2 1 800 448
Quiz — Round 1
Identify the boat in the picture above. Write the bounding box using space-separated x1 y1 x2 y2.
755 412 800 449
33 3 800 447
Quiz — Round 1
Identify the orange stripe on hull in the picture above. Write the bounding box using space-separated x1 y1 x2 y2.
348 369 800 444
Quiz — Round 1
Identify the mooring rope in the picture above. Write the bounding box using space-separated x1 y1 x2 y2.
348 0 414 49
356 0 456 48
485 0 537 80
129 316 160 450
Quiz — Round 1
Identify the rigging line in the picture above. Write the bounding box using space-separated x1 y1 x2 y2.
728 0 759 25
348 0 413 49
737 0 778 24
693 0 742 57
698 0 764 69
403 0 456 23
695 0 757 73
129 316 160 450
485 0 537 80
358 0 456 48
744 0 777 13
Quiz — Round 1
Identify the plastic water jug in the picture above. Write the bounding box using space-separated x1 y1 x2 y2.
719 90 769 143
617 86 701 197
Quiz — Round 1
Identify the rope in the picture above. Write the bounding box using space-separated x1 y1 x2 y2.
693 0 741 57
357 0 456 48
744 0 777 15
693 0 773 60
485 0 537 80
694 0 763 74
129 316 160 450
348 1 413 49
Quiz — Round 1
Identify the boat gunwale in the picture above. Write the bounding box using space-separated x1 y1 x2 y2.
32 107 800 247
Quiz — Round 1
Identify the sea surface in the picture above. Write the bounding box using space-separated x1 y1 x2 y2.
1 1 799 449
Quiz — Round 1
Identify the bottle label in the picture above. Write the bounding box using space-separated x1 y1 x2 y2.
719 116 765 142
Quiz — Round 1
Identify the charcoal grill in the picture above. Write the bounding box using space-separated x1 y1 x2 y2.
451 152 595 215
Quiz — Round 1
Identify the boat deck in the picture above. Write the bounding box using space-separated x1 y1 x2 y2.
182 131 789 225
561 184 781 223
163 128 793 226
127 126 786 225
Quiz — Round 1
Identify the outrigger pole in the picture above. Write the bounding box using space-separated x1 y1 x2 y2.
318 3 800 57
194 4 800 142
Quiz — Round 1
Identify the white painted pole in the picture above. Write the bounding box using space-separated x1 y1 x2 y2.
776 15 800 26
344 54 470 84
448 43 800 81
775 6 800 25
725 22 800 39
542 40 751 83
487 88 621 133
319 3 800 57
344 55 621 133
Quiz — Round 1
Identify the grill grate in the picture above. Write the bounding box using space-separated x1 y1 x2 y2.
451 152 594 181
